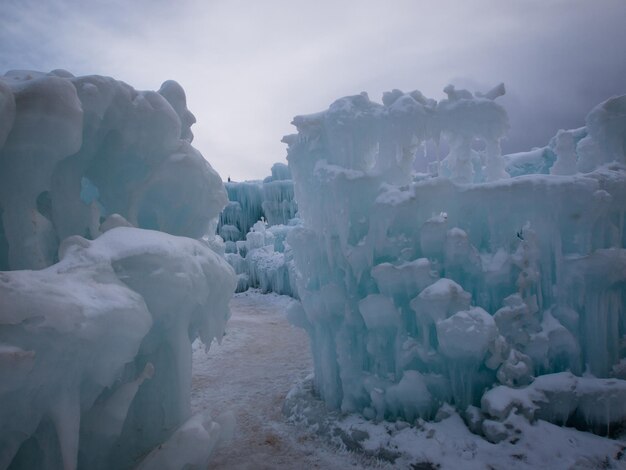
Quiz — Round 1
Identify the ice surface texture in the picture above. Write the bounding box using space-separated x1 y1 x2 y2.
0 69 227 271
225 219 299 298
218 162 297 242
283 85 626 435
0 71 236 469
219 163 300 297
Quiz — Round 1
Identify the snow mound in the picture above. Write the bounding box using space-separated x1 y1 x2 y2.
284 377 626 470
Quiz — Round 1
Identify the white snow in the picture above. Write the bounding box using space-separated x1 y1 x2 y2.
436 307 498 360
207 292 626 469
191 291 387 469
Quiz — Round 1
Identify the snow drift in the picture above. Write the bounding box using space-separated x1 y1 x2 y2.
283 85 626 437
0 70 235 469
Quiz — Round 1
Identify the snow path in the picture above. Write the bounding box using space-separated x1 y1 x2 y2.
191 290 379 470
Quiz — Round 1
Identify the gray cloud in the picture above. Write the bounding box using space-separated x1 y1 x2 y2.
1 0 625 180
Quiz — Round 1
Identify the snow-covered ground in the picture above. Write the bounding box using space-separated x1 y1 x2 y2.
192 291 626 470
191 290 385 469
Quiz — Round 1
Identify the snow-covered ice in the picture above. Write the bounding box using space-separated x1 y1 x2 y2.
0 70 236 469
218 164 300 297
283 83 626 441
2 65 626 470
0 70 227 271
219 163 297 243
0 226 236 470
225 219 299 297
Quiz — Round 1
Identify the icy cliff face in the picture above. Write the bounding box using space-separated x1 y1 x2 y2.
0 70 235 469
284 86 626 435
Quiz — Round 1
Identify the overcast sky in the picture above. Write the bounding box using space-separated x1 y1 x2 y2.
1 0 625 180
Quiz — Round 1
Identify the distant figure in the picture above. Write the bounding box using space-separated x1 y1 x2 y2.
227 176 231 182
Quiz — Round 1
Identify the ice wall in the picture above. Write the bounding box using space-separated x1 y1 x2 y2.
0 70 236 469
218 162 297 242
220 182 264 242
0 70 228 271
225 220 299 298
218 163 300 296
284 86 626 435
262 163 299 226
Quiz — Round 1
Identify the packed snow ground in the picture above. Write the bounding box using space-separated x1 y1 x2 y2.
191 290 384 469
192 291 625 470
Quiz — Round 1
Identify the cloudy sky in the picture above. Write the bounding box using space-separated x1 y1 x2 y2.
1 0 625 180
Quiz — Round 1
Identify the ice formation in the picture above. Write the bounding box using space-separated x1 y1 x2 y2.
225 219 299 297
283 85 626 437
218 163 300 297
218 162 298 243
0 70 236 469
